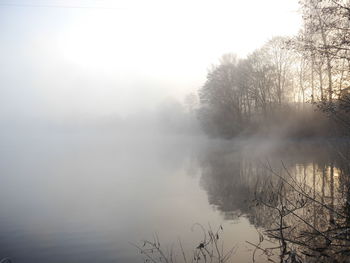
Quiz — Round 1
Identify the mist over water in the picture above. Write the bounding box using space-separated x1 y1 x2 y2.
0 120 344 262
2 1 350 262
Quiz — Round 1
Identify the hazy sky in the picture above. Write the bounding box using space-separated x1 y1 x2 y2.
0 0 302 120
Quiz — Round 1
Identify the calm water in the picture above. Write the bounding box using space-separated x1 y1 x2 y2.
0 129 344 262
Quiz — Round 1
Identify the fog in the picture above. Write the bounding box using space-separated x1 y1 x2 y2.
0 127 346 262
0 0 301 124
4 1 350 263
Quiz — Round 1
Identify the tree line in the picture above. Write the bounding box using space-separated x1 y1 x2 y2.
197 0 350 138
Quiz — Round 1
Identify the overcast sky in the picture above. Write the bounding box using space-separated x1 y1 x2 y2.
0 0 302 121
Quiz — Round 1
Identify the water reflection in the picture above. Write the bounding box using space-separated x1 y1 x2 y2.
0 132 349 263
197 139 350 262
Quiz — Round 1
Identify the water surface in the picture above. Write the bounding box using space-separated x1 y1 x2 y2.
0 130 344 262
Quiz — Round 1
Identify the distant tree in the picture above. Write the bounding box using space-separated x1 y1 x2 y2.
196 0 350 138
290 0 350 134
297 0 350 101
264 37 293 105
183 92 198 114
198 54 245 137
247 48 275 117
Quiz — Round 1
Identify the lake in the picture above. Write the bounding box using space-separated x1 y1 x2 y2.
0 129 346 262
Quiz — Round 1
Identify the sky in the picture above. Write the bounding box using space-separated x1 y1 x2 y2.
0 0 302 121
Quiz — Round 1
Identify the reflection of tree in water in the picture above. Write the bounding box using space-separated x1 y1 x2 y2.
199 148 250 216
199 141 328 219
198 140 350 262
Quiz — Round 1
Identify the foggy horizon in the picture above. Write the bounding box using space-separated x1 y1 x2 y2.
2 1 350 263
0 0 301 122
